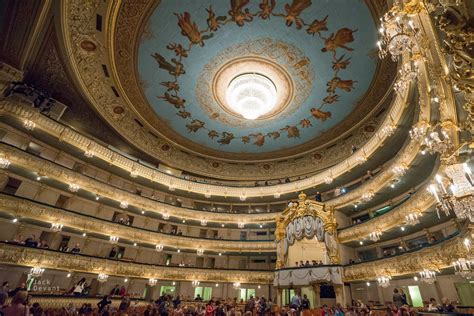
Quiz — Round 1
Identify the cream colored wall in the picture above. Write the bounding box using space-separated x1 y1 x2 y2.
286 238 326 265
350 274 467 304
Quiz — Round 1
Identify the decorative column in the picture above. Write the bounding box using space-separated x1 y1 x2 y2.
276 287 283 307
376 284 385 304
334 284 345 306
311 283 321 308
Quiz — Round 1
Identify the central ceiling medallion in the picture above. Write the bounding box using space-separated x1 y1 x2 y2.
226 73 277 120
212 56 294 121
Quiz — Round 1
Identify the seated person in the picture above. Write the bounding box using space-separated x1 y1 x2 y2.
70 244 81 253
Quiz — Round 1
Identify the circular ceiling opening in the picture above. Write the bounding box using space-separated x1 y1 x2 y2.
225 73 277 120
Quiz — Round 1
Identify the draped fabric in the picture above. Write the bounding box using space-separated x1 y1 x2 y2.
284 216 325 255
273 266 343 286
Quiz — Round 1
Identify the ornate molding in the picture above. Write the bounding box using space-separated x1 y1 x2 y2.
0 243 274 284
343 225 472 281
58 0 404 180
0 97 414 199
0 194 275 253
337 181 436 243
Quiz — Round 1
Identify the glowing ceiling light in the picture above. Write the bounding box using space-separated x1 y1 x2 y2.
226 73 277 120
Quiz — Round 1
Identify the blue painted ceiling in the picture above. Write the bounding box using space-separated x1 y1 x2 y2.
138 0 378 153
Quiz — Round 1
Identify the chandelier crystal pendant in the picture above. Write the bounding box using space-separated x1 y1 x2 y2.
453 259 474 279
68 183 80 192
200 219 208 226
109 236 119 244
197 248 204 256
393 62 419 95
361 190 375 202
405 213 420 226
191 280 200 287
392 163 408 179
97 273 109 283
377 5 419 61
419 269 437 284
149 278 158 286
377 276 391 288
420 129 453 156
238 222 245 229
23 120 36 131
369 231 382 242
226 73 277 120
0 158 11 169
30 267 45 278
50 222 63 232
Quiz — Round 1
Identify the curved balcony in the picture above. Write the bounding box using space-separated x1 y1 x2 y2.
338 182 437 243
0 193 275 252
343 225 472 282
0 83 414 198
0 242 274 284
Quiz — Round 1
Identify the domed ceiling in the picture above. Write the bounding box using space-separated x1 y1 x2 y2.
137 0 378 154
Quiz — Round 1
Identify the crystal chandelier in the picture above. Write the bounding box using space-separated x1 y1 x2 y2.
0 158 11 169
23 120 36 131
239 194 246 201
226 73 277 120
324 176 334 184
361 190 375 202
428 172 473 221
369 231 382 242
238 222 245 229
98 273 109 283
233 282 241 289
453 258 474 279
419 269 436 284
200 219 208 226
156 244 164 252
392 163 408 179
405 212 420 226
119 201 128 209
274 192 281 199
377 4 419 61
409 122 429 142
149 278 158 286
110 236 119 244
204 191 211 198
356 155 367 164
130 170 138 178
191 280 200 287
162 213 170 220
51 222 63 232
30 267 45 278
68 183 80 192
377 276 391 288
393 62 418 95
197 248 204 256
420 129 453 156
381 124 396 137
84 149 94 158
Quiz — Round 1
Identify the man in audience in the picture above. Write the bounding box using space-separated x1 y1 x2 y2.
70 243 81 253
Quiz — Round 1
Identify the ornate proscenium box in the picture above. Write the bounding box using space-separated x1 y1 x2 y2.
275 192 340 269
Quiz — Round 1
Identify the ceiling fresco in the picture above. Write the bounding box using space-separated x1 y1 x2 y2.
138 0 378 153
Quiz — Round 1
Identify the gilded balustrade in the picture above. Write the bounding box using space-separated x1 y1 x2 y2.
343 224 472 282
0 193 275 253
0 243 274 284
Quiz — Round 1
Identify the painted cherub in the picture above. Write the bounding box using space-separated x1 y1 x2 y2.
322 94 340 104
281 125 300 138
229 0 253 27
208 130 219 139
306 15 328 37
284 0 312 29
176 110 191 119
241 136 251 144
158 92 185 108
267 131 281 140
258 0 276 19
332 55 351 72
175 12 205 47
300 118 312 128
166 43 188 58
186 120 205 132
151 53 185 76
322 28 358 56
160 81 180 92
250 133 266 147
206 6 226 31
218 132 235 145
326 77 357 93
311 108 332 121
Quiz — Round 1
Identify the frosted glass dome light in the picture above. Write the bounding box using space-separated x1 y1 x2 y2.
226 73 277 120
